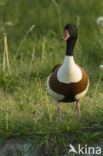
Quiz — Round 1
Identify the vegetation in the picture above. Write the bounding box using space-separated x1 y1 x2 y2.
0 0 103 155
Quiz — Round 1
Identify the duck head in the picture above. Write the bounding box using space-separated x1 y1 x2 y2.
61 24 78 56
61 23 78 40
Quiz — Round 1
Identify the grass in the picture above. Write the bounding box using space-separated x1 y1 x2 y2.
0 0 103 155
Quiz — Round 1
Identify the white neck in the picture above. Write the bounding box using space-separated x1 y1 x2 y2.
57 56 82 83
63 55 75 67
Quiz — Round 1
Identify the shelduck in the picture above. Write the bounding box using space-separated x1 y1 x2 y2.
47 23 89 120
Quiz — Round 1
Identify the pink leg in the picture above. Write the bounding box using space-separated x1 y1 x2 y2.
57 104 62 121
76 100 80 119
